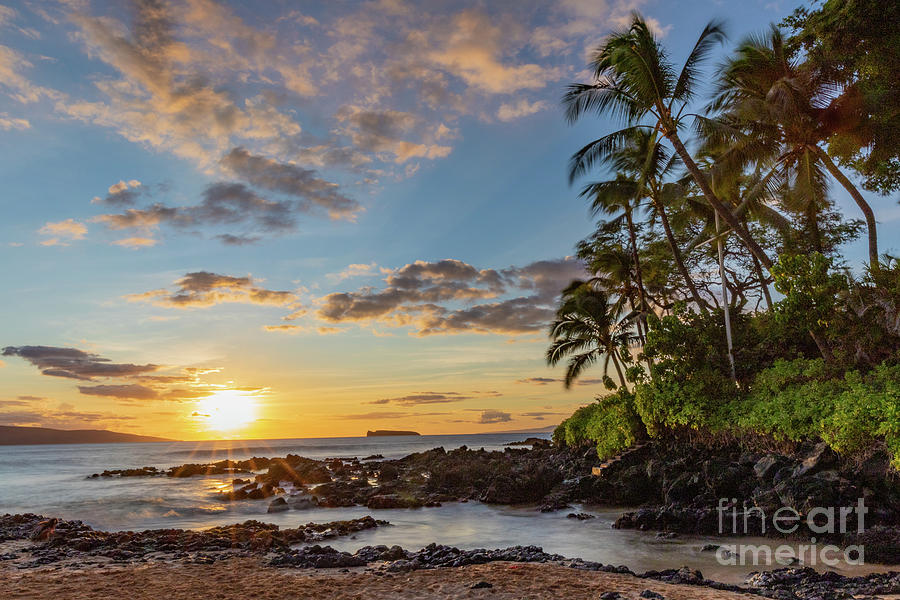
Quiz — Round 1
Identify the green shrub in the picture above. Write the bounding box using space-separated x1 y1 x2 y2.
553 390 644 459
634 369 742 435
739 358 843 441
555 358 900 469
822 363 900 469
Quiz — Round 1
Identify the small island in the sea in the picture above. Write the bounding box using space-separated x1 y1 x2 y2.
366 429 420 437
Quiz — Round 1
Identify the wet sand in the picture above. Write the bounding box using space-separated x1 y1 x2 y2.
1 558 761 600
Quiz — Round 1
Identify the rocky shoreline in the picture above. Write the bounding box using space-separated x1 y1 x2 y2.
0 513 385 568
87 438 900 560
2 513 899 599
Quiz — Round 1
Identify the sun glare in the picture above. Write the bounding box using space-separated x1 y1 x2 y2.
195 389 258 432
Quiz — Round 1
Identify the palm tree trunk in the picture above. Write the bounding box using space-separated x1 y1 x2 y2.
629 297 647 346
750 253 773 311
624 209 652 365
654 197 709 313
813 145 879 269
610 350 627 388
806 205 824 253
624 209 649 315
810 330 834 363
666 133 775 270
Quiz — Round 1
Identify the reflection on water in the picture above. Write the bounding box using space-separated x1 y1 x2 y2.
0 433 886 584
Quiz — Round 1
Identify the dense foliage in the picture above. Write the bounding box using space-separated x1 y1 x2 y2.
550 9 900 469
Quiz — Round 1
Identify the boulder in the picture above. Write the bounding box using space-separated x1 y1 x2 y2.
288 495 316 510
753 455 783 480
664 472 701 504
793 442 836 478
366 494 422 509
267 497 289 513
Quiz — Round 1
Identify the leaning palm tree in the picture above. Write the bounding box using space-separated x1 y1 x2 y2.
564 13 775 270
577 129 710 312
708 26 879 268
546 280 634 389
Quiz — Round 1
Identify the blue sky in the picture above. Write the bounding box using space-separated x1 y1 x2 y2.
0 0 895 439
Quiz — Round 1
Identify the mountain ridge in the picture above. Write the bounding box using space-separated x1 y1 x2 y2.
0 425 174 445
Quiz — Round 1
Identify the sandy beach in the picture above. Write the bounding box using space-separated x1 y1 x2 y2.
1 558 762 600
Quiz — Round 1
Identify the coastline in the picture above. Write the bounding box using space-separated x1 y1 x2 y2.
5 436 900 598
3 515 899 600
1 559 762 600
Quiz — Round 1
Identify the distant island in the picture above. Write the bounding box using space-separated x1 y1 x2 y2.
0 425 174 445
366 430 420 437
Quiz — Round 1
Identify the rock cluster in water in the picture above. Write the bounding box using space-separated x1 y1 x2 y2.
0 513 384 568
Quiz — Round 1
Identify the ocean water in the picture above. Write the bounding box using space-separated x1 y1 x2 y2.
0 433 882 583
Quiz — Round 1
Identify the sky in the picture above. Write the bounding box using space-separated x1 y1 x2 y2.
1 0 896 441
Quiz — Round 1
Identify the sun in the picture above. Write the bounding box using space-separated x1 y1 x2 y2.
195 389 258 432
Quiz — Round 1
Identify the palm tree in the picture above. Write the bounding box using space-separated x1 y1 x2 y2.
546 280 634 388
709 27 880 268
579 174 651 341
575 129 710 312
564 13 776 270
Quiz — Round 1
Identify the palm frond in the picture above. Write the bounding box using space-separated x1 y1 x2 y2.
673 19 728 103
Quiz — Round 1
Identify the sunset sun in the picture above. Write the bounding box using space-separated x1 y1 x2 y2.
195 390 258 432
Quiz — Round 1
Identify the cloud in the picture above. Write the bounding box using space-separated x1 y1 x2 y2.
221 147 361 220
1 345 158 381
517 376 603 386
327 262 378 282
38 218 87 246
1 0 669 253
478 409 512 424
93 179 143 205
520 410 564 421
0 407 137 428
77 383 159 400
56 1 303 166
127 271 300 309
0 43 58 103
263 324 303 334
369 392 472 406
92 181 328 240
418 10 557 95
2 343 258 411
497 99 547 121
0 399 31 407
0 112 29 130
112 236 157 249
215 233 260 246
316 257 586 336
336 106 452 163
517 377 559 385
336 410 451 420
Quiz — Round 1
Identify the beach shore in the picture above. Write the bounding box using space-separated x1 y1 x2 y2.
1 558 761 600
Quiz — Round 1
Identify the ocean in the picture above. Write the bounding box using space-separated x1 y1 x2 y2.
0 433 879 583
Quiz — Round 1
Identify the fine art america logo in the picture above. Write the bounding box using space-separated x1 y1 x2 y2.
715 498 867 566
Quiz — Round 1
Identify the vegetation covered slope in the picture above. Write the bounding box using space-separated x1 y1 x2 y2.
549 5 900 471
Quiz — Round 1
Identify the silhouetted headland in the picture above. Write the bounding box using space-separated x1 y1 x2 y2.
0 425 173 445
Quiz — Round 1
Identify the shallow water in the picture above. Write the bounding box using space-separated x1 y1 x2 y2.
0 433 885 584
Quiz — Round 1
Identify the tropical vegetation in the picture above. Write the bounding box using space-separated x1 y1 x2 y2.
549 3 900 470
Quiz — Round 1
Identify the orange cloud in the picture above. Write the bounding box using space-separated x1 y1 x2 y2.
112 236 157 249
38 219 87 246
128 271 300 309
